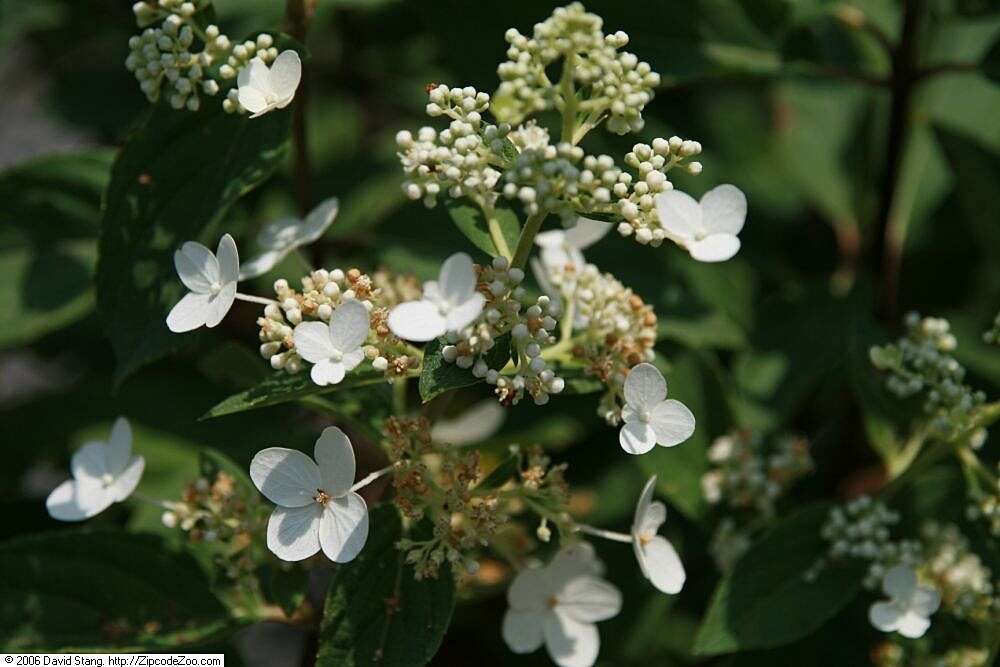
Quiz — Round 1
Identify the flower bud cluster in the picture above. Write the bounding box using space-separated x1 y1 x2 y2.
127 1 275 112
384 416 507 580
708 518 753 573
871 313 986 436
435 257 565 406
256 268 418 381
984 311 1000 345
161 471 259 580
493 3 660 135
397 85 511 209
872 643 989 667
809 496 921 589
919 522 998 621
700 431 813 520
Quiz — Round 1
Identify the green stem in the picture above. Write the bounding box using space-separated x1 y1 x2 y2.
483 201 513 260
511 210 548 270
393 378 408 415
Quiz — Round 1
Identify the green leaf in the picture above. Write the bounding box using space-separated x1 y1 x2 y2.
203 368 389 419
445 200 520 258
0 148 114 245
477 454 520 491
0 530 232 651
693 505 864 655
0 242 96 349
97 100 291 385
418 335 511 403
317 505 455 667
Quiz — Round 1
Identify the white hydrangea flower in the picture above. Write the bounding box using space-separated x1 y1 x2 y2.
430 399 506 446
240 197 339 279
250 427 369 563
502 544 621 667
656 184 747 262
868 565 940 639
166 234 239 333
534 217 612 276
387 252 486 342
632 475 685 594
237 49 301 118
619 363 695 455
46 417 145 522
293 300 369 386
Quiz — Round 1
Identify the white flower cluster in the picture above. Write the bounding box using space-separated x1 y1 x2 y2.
871 313 986 436
920 522 998 620
810 496 922 589
700 431 813 519
397 85 509 209
493 2 660 135
983 311 1000 345
126 1 286 115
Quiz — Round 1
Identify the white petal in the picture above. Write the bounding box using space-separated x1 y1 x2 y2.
238 58 269 90
328 300 370 352
632 475 659 536
656 190 702 241
110 455 145 502
319 492 369 563
204 281 236 328
882 565 917 601
216 234 239 285
650 399 696 447
895 611 931 639
868 600 902 633
431 400 506 446
535 229 567 248
266 504 322 561
502 609 546 653
314 426 356 496
174 241 219 293
238 86 269 115
642 536 686 594
507 566 550 611
166 292 211 332
45 479 113 522
548 543 605 588
620 421 656 455
340 348 365 372
310 359 346 386
239 250 286 280
256 217 303 251
387 300 447 342
557 576 622 623
444 293 485 332
688 234 740 263
71 442 109 483
910 587 941 616
250 447 321 508
293 321 337 364
700 184 747 236
299 197 339 244
564 217 612 250
540 245 580 273
437 252 478 305
623 363 667 410
544 612 600 667
269 50 302 103
105 417 132 476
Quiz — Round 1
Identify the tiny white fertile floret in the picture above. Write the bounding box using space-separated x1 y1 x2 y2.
502 543 621 667
632 475 686 594
237 50 301 118
166 234 239 333
250 427 369 563
240 197 339 279
619 362 695 455
387 252 486 342
656 184 747 262
46 417 145 521
868 565 940 639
